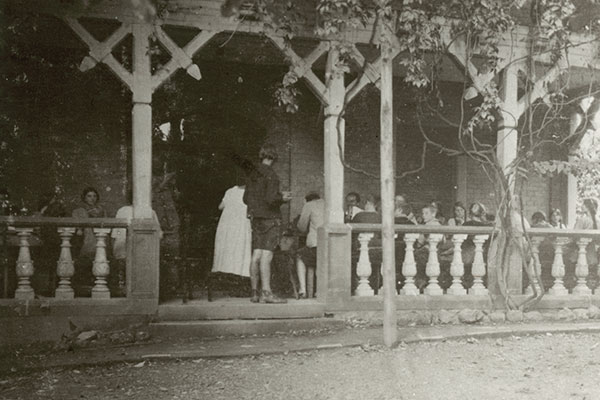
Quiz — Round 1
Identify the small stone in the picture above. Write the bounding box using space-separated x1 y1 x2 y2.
76 330 98 342
506 310 523 322
109 331 135 344
458 309 484 324
489 311 506 323
588 305 600 319
573 308 589 320
135 330 151 342
557 308 575 321
523 311 543 322
438 310 458 325
414 311 433 325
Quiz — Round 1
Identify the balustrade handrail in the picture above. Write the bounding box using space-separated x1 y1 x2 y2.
527 227 600 238
349 223 600 239
349 223 496 235
0 216 129 228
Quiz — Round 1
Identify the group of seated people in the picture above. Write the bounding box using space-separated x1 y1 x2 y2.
0 186 145 297
344 191 493 228
344 191 596 293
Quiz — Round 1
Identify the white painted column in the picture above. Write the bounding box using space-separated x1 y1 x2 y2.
498 64 520 179
324 43 345 224
132 24 153 219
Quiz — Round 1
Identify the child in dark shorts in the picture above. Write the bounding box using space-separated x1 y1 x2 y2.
251 218 281 251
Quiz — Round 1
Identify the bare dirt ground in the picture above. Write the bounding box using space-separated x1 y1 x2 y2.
1 332 600 400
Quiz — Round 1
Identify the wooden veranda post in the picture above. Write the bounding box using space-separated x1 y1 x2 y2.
324 43 346 224
380 29 397 347
132 23 153 219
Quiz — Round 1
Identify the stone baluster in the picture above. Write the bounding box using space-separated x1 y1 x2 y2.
14 228 35 300
525 236 543 295
424 234 443 296
469 235 489 295
92 228 111 299
400 233 419 295
549 237 569 296
447 234 468 295
55 227 76 299
355 232 374 296
573 237 593 295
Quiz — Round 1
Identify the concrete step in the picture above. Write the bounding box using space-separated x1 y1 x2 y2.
157 298 326 321
149 318 344 339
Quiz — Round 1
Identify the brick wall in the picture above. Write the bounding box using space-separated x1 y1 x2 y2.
463 157 559 223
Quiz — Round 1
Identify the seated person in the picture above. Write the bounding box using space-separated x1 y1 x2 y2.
447 202 466 226
352 195 380 223
549 208 567 229
430 200 446 225
395 194 417 224
531 211 552 228
344 192 363 222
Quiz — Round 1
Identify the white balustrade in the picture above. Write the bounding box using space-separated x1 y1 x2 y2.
400 233 419 295
14 228 35 300
549 237 569 296
55 227 76 299
447 234 467 295
91 228 111 299
524 236 543 295
355 232 374 296
424 234 443 296
469 234 489 295
573 237 593 295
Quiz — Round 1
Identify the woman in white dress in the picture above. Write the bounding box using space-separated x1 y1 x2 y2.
212 184 252 277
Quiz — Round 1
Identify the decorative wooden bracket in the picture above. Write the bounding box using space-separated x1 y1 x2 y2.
151 28 216 91
65 17 134 89
65 17 216 95
345 41 400 103
516 61 565 117
448 35 566 119
447 38 504 95
267 35 329 105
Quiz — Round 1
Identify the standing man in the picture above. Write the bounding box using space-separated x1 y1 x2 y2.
244 144 292 303
296 191 325 299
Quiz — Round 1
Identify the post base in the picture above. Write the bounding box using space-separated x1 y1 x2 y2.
15 289 34 300
55 289 74 300
446 287 467 296
573 286 591 296
548 287 568 296
91 289 111 299
354 287 374 297
424 286 443 296
468 287 489 296
400 287 419 296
